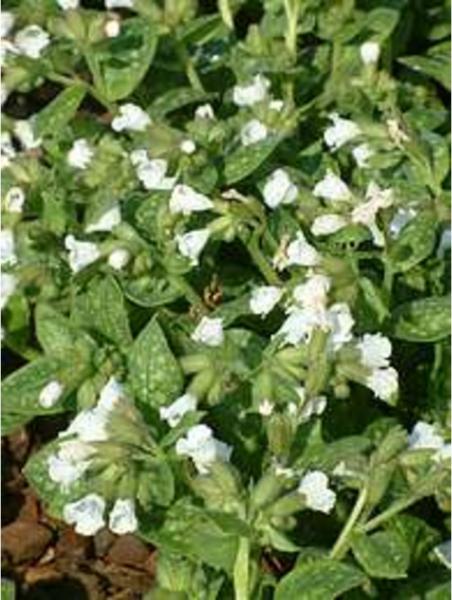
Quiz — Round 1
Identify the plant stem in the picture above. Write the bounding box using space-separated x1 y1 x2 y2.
243 233 281 286
362 495 419 533
284 0 299 59
330 486 367 560
171 275 207 313
234 537 250 600
218 0 234 30
175 41 205 92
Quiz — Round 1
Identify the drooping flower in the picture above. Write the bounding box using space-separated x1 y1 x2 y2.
175 424 232 474
195 104 215 119
360 41 381 65
98 377 124 412
313 170 351 202
262 169 298 209
63 493 106 536
297 470 336 513
57 0 79 9
352 143 373 168
277 309 319 346
0 229 17 266
311 214 348 236
324 113 361 151
159 393 197 428
14 25 50 59
191 316 224 347
176 229 210 265
105 0 134 8
108 498 138 535
0 12 15 38
47 440 94 490
108 248 130 270
326 303 355 350
367 367 398 402
169 184 213 215
299 394 327 422
105 18 121 38
357 333 392 369
240 119 268 146
249 286 283 317
292 273 331 312
4 186 25 213
0 272 17 310
67 139 93 169
408 421 445 451
1 132 16 169
39 380 64 408
274 232 320 270
85 204 121 233
14 120 41 149
111 103 150 132
180 139 196 155
64 235 100 273
258 399 274 416
131 151 176 191
232 74 270 107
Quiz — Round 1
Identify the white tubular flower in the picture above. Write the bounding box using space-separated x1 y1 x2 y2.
98 377 124 412
1 272 17 310
105 18 121 38
132 154 176 191
111 103 150 132
297 470 336 514
65 408 110 442
299 395 327 422
195 103 215 119
327 303 355 350
269 99 284 112
169 184 213 215
180 139 196 155
282 232 321 269
293 273 331 312
311 214 348 236
249 286 283 317
4 186 25 213
434 541 451 569
240 119 268 146
108 248 130 270
64 235 100 273
63 494 106 536
159 393 197 427
352 143 373 168
15 25 50 59
360 41 381 65
176 228 210 265
277 309 317 346
313 170 351 202
258 399 274 416
109 499 138 535
0 229 17 266
0 12 15 37
47 440 94 489
67 138 93 169
389 208 416 238
105 0 134 7
38 380 64 408
232 74 270 107
324 113 361 151
358 333 392 369
57 0 79 9
14 120 41 150
366 181 393 209
1 132 16 169
175 424 232 475
408 421 444 450
191 316 224 347
367 367 398 402
85 204 121 233
262 169 298 209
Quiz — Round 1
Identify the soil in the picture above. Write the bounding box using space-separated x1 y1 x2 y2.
2 419 156 599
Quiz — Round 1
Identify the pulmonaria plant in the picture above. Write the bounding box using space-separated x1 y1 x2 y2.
1 0 450 599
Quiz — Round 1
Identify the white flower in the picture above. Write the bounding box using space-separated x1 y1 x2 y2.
98 377 124 412
240 119 268 146
67 138 93 169
4 186 25 213
389 208 416 238
105 18 121 38
39 380 64 408
1 272 17 310
109 499 138 535
269 99 284 112
358 333 391 369
63 494 106 536
258 399 274 416
324 113 361 151
352 143 373 168
360 41 381 65
297 470 336 513
169 184 213 215
191 316 224 347
111 103 150 132
195 103 215 119
232 74 270 107
14 120 41 149
15 25 50 59
176 228 210 265
311 214 348 236
326 303 355 350
365 181 393 209
0 229 17 266
131 151 175 190
277 309 318 346
275 232 320 270
108 248 130 270
367 367 398 402
249 286 283 317
433 443 451 463
1 12 15 38
293 274 331 312
175 424 232 474
1 132 16 169
85 204 121 233
408 421 444 451
437 227 451 259
180 139 196 154
64 235 100 273
47 440 94 489
65 408 110 442
386 118 409 145
262 169 298 209
313 170 351 202
299 395 327 422
352 182 393 247
105 0 134 8
57 0 79 9
159 393 197 427
434 541 451 569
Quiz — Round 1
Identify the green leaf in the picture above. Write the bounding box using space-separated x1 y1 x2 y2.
149 87 215 120
392 295 451 342
86 18 158 101
128 315 183 408
399 42 451 91
351 531 410 579
1 579 15 600
71 275 132 347
275 558 367 600
388 212 437 273
35 303 96 357
137 457 175 507
35 84 86 137
386 514 441 567
224 137 280 184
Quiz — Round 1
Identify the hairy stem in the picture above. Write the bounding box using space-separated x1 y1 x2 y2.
330 486 368 560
